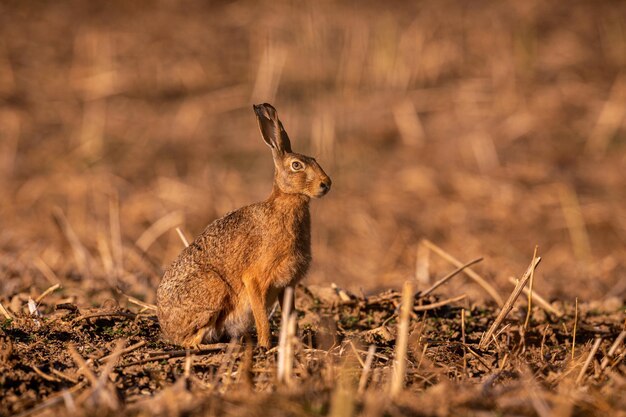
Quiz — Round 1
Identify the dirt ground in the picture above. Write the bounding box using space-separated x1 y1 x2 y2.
1 0 625 416
1 283 625 417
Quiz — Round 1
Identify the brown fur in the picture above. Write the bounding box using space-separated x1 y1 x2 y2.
156 103 331 347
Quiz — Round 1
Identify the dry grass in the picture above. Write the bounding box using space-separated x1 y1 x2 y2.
1 0 626 416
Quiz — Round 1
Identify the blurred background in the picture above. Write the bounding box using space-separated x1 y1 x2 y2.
1 0 625 307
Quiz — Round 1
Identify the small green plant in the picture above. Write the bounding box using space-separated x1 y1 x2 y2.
103 325 127 337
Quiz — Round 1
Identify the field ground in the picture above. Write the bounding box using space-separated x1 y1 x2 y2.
1 279 625 417
1 0 626 416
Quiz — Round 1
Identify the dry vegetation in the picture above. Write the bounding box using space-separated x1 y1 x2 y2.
0 0 625 416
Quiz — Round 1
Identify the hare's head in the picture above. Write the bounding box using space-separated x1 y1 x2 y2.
253 103 331 199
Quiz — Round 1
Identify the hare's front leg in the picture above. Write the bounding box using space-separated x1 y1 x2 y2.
243 274 271 348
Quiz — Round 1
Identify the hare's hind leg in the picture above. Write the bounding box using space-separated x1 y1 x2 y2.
182 316 223 348
157 271 230 347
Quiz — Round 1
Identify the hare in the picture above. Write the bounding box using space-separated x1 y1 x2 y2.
156 103 331 348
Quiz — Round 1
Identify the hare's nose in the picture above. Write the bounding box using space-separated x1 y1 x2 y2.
320 180 331 192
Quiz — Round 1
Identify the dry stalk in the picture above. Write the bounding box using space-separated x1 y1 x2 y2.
98 340 146 364
572 297 579 360
35 283 61 305
176 226 190 247
91 339 126 409
585 73 626 156
71 311 137 325
357 345 376 395
465 346 492 372
50 368 79 384
348 340 365 368
558 184 591 261
540 324 550 359
419 257 483 297
491 333 502 352
479 255 542 349
135 211 184 252
494 323 511 340
600 330 625 370
415 242 430 286
421 239 503 305
329 364 356 417
13 380 88 417
278 286 294 383
499 353 509 370
461 309 467 376
69 345 98 386
215 341 239 393
0 301 13 320
284 313 297 385
184 349 192 380
97 227 115 276
250 40 287 103
414 294 467 312
126 296 157 311
521 365 552 417
524 245 538 330
507 277 563 317
416 343 428 371
62 389 77 414
109 196 123 278
575 338 603 385
52 207 91 277
390 280 413 397
33 257 61 285
331 283 351 302
31 365 61 382
393 98 425 146
351 348 389 362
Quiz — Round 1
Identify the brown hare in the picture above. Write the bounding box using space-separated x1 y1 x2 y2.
156 103 331 348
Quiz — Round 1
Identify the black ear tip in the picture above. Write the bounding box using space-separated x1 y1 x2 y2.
253 103 278 120
252 104 265 119
252 102 276 110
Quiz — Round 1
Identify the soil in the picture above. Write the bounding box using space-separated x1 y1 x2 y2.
1 284 624 417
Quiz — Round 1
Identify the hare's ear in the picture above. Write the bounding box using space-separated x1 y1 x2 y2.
253 103 292 155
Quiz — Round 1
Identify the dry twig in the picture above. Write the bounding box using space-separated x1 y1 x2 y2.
414 294 467 312
479 255 542 349
52 207 91 277
0 301 13 320
390 281 413 397
71 311 137 324
576 338 602 385
419 257 483 297
507 277 563 317
35 283 61 305
358 345 376 395
278 286 294 384
122 344 228 367
600 330 625 370
572 297 579 360
421 239 503 305
524 245 538 329
98 340 146 363
176 227 190 247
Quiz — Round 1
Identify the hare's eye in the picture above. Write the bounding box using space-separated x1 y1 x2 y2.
291 161 304 171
